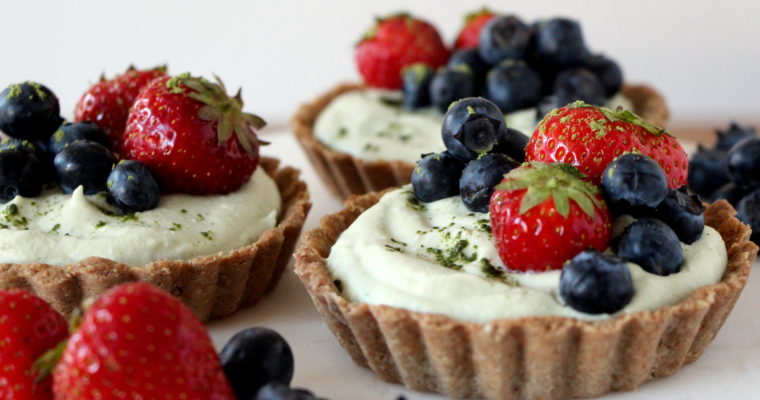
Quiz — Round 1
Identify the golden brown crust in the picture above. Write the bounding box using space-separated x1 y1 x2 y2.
294 192 756 400
291 83 670 200
0 157 311 322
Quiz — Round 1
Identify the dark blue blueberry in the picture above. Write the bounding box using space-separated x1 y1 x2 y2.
0 82 62 141
478 15 532 65
736 188 760 243
429 66 476 112
708 182 746 205
726 137 760 189
106 161 160 214
536 93 573 120
0 138 56 185
53 140 116 194
401 63 434 110
583 54 623 97
441 97 508 162
553 68 606 106
0 149 45 201
532 18 588 66
255 382 317 400
602 153 668 214
459 153 518 213
616 218 684 276
559 249 634 315
220 327 295 400
48 121 110 155
484 61 542 113
715 122 756 151
447 48 490 90
492 128 529 162
412 152 464 203
0 138 37 154
653 189 705 244
688 145 730 197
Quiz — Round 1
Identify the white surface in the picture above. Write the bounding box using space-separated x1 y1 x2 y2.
208 131 760 400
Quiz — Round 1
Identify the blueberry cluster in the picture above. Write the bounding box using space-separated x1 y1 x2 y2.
411 97 524 212
402 16 622 116
219 327 324 400
0 81 159 214
560 153 705 314
688 122 760 242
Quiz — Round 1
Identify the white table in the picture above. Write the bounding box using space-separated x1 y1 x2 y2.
208 129 760 400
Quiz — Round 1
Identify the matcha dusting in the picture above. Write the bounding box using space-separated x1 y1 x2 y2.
95 221 107 229
2 204 28 228
169 223 182 231
480 258 503 278
425 238 477 270
200 231 214 240
51 223 60 232
405 192 427 212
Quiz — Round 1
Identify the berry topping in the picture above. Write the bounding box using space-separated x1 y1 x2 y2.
53 140 116 194
583 54 624 97
121 73 265 194
478 15 532 65
0 147 45 201
255 382 319 400
106 160 160 214
653 188 705 244
536 93 572 120
0 81 62 141
553 68 606 106
688 145 731 197
489 162 611 271
441 97 509 162
492 127 529 163
602 153 668 212
447 48 490 90
459 153 518 213
708 182 746 205
615 218 684 276
430 66 476 112
726 137 760 189
531 18 588 66
48 121 110 155
355 14 449 89
736 188 760 243
559 249 634 314
412 151 464 202
401 63 434 109
0 289 68 400
715 122 756 151
454 8 496 50
484 61 543 113
219 327 295 400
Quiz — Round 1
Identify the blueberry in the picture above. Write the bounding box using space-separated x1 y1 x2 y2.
553 68 606 106
532 18 588 66
220 327 295 400
616 218 684 276
412 152 464 203
478 15 532 65
708 182 746 205
0 138 38 154
688 145 730 197
401 63 434 110
736 188 760 243
447 49 490 90
0 82 62 141
484 61 542 113
429 66 476 112
536 93 573 120
441 97 509 162
53 140 116 194
727 137 760 189
715 122 756 151
48 121 110 155
583 54 623 97
1 138 55 185
653 189 705 244
492 128 529 162
602 153 668 214
0 149 45 201
106 161 160 214
255 382 317 400
559 249 634 315
459 153 518 213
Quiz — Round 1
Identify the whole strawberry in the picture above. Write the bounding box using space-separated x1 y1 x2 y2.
0 289 67 400
526 101 688 188
356 13 449 89
52 282 234 400
454 8 496 50
74 66 168 150
121 73 265 194
490 162 612 272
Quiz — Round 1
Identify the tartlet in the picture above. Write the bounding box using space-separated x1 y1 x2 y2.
0 157 311 322
294 192 755 399
292 83 669 199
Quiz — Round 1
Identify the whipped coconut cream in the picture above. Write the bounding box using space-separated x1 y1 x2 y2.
314 89 634 163
0 168 281 266
326 187 727 322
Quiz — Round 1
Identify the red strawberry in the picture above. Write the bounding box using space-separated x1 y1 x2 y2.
0 289 67 400
454 8 496 50
121 73 265 194
489 162 612 271
355 14 449 89
52 282 234 400
74 66 168 150
526 101 688 188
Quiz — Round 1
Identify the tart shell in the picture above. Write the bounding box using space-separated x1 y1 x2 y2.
0 157 311 322
294 193 756 400
291 83 671 200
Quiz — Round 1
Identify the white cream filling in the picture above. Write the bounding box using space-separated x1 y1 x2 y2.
326 187 727 322
0 168 281 266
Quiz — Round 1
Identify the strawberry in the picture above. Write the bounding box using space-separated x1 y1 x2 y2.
74 66 168 151
489 162 612 272
526 101 688 188
454 8 496 50
355 14 449 89
52 282 234 400
0 289 68 400
121 73 265 194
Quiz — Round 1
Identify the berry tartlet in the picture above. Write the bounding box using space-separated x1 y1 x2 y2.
294 99 756 399
0 71 311 322
292 11 669 199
